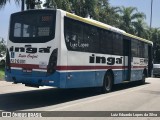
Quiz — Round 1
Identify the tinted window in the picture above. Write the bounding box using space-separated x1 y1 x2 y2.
100 30 112 54
64 17 83 51
131 39 149 58
112 33 123 55
64 17 124 56
139 41 144 58
138 41 149 58
144 44 148 58
83 24 99 52
64 17 99 53
131 39 138 57
10 10 56 43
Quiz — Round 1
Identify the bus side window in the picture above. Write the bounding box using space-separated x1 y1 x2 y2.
100 30 112 54
144 44 148 58
64 17 83 51
64 17 72 49
112 33 123 55
131 39 138 57
83 24 99 53
64 18 72 41
139 41 144 58
133 40 148 58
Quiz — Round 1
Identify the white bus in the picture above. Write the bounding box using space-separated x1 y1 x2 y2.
5 9 153 92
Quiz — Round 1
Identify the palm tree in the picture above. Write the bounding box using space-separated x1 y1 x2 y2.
132 18 148 38
44 0 71 11
0 0 42 10
93 0 120 27
150 28 160 63
117 6 146 34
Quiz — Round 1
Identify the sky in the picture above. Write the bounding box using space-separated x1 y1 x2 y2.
0 1 20 41
0 0 160 41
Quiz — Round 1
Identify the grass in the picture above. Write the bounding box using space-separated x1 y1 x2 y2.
0 66 5 80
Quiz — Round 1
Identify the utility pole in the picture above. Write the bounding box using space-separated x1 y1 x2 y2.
150 0 153 29
21 0 25 11
150 0 155 64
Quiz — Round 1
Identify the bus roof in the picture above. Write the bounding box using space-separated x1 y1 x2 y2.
66 12 125 34
64 10 153 45
124 32 153 45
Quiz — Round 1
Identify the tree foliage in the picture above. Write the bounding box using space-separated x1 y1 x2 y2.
0 38 6 54
0 0 20 9
117 6 146 34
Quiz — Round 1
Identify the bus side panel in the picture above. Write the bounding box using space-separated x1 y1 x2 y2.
59 72 67 88
58 10 68 88
130 69 143 81
65 71 97 88
130 57 147 81
95 71 106 87
65 52 96 88
113 70 124 84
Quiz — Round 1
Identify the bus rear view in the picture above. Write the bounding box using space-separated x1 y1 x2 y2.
5 9 61 87
5 9 153 93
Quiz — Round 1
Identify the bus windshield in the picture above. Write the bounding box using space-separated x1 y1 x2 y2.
9 10 56 43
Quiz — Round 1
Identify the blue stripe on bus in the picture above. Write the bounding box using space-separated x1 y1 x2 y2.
5 69 144 88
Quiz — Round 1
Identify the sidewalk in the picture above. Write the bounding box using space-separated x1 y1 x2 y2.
0 78 4 81
0 80 13 87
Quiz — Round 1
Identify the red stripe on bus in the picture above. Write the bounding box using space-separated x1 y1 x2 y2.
10 63 146 70
56 66 128 70
56 66 147 70
132 66 147 68
10 63 46 70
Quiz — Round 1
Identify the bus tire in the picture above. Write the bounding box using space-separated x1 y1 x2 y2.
102 72 113 93
141 73 146 84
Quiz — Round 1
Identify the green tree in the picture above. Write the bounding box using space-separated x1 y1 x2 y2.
44 0 71 12
0 0 42 10
26 0 40 9
44 0 99 18
132 18 148 38
150 28 160 63
143 26 152 40
117 6 146 34
69 0 119 27
95 5 120 27
0 38 6 54
0 0 20 9
69 0 97 17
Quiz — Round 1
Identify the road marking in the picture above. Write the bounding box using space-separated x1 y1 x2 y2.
49 85 149 111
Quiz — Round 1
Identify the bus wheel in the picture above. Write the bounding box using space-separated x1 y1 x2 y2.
141 73 146 84
102 73 113 93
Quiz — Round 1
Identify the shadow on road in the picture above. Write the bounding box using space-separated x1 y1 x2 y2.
0 82 150 111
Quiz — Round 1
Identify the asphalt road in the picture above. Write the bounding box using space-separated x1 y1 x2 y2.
0 78 160 120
